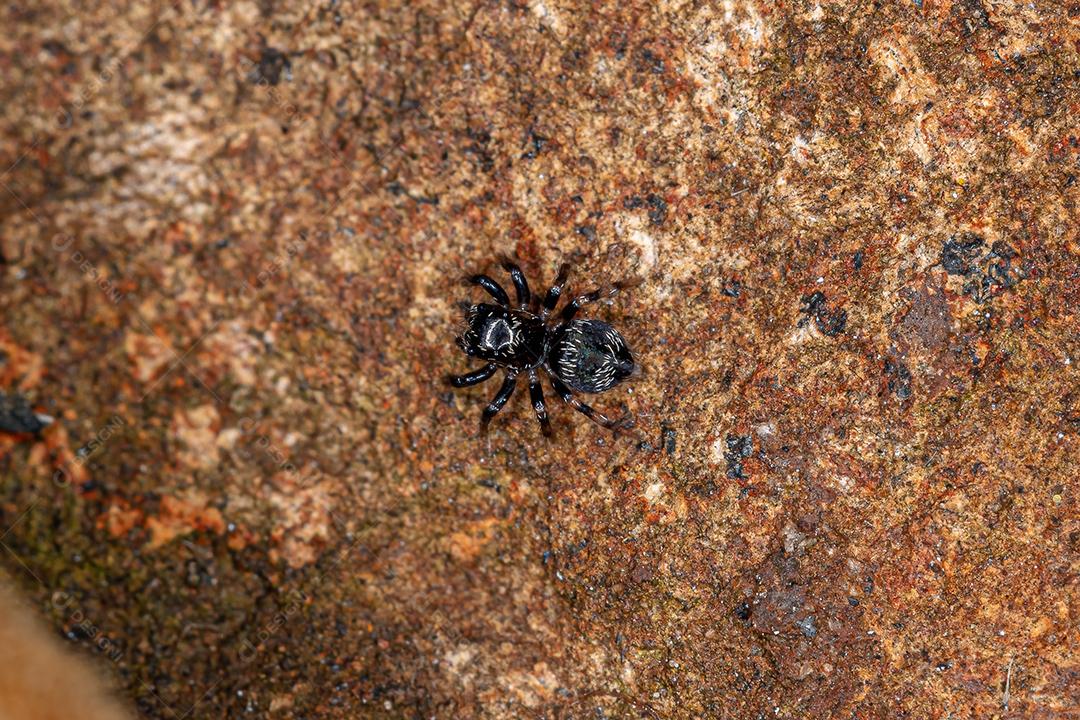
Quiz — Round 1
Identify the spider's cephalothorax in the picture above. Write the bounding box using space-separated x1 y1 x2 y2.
447 258 637 436
456 304 545 367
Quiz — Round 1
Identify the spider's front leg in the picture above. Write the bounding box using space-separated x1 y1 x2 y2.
498 256 531 310
541 263 571 318
480 372 518 435
466 274 511 307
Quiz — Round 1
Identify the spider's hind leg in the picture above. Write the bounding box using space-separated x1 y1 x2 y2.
548 374 628 432
480 372 518 435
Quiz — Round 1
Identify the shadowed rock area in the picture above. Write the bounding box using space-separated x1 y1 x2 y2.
0 1 1077 717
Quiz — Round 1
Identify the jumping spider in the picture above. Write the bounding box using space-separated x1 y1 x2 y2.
447 258 637 436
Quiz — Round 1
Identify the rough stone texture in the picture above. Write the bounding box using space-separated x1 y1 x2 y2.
0 1 1078 718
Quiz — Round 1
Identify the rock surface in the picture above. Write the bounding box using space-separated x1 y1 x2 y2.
0 1 1077 718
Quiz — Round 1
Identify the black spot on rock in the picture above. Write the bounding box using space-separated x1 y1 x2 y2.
951 0 991 36
646 194 667 226
464 128 495 173
661 424 676 455
941 234 1029 304
638 48 665 74
520 131 547 160
248 46 291 85
575 225 596 241
724 434 753 479
885 359 913 399
940 234 985 276
0 392 51 434
800 291 847 337
795 616 817 638
815 307 848 337
801 291 826 315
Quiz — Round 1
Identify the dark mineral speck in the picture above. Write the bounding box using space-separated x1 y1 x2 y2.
575 225 596 241
795 616 817 639
724 434 753 479
0 392 51 434
646 194 667 226
661 424 676 454
815 307 847 337
520 131 547 159
800 292 847 337
940 234 985 276
885 359 913 399
248 46 292 85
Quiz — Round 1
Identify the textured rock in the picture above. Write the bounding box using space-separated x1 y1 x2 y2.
0 0 1077 718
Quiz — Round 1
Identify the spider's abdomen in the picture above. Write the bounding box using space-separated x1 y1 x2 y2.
457 304 546 368
549 319 635 393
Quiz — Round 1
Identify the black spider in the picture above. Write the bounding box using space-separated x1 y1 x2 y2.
446 258 637 436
